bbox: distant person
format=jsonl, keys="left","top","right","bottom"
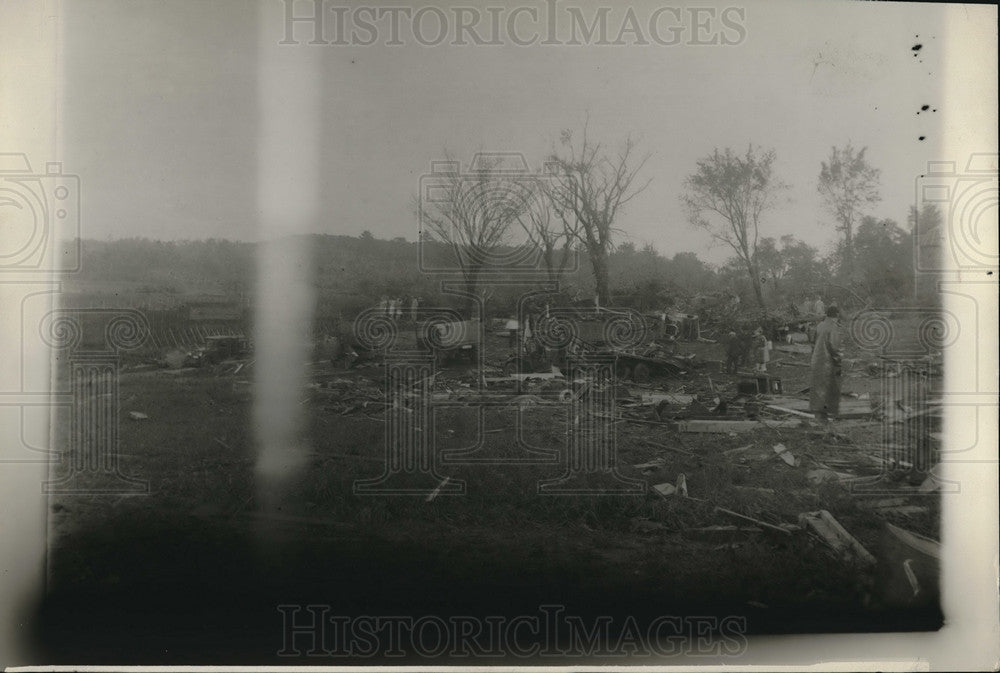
{"left": 813, "top": 295, "right": 826, "bottom": 316}
{"left": 723, "top": 330, "right": 744, "bottom": 374}
{"left": 379, "top": 295, "right": 390, "bottom": 316}
{"left": 809, "top": 305, "right": 843, "bottom": 422}
{"left": 751, "top": 327, "right": 769, "bottom": 373}
{"left": 387, "top": 297, "right": 398, "bottom": 321}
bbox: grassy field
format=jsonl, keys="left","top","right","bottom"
{"left": 36, "top": 319, "right": 944, "bottom": 664}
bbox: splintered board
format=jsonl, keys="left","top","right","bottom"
{"left": 675, "top": 419, "right": 803, "bottom": 433}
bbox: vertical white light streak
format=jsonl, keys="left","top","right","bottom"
{"left": 253, "top": 1, "right": 321, "bottom": 505}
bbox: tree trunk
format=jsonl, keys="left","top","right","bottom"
{"left": 590, "top": 249, "right": 611, "bottom": 307}
{"left": 745, "top": 258, "right": 766, "bottom": 309}
{"left": 842, "top": 231, "right": 854, "bottom": 283}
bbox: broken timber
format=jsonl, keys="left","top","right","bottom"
{"left": 799, "top": 510, "right": 876, "bottom": 565}
{"left": 676, "top": 419, "right": 802, "bottom": 433}
{"left": 714, "top": 507, "right": 794, "bottom": 536}
{"left": 765, "top": 404, "right": 815, "bottom": 419}
{"left": 884, "top": 522, "right": 941, "bottom": 561}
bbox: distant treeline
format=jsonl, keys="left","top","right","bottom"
{"left": 63, "top": 220, "right": 933, "bottom": 322}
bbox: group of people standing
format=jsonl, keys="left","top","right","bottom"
{"left": 379, "top": 295, "right": 420, "bottom": 322}
{"left": 719, "top": 299, "right": 842, "bottom": 423}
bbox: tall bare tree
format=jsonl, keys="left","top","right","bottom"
{"left": 546, "top": 126, "right": 651, "bottom": 306}
{"left": 817, "top": 143, "right": 881, "bottom": 282}
{"left": 682, "top": 145, "right": 786, "bottom": 308}
{"left": 515, "top": 179, "right": 578, "bottom": 284}
{"left": 419, "top": 153, "right": 528, "bottom": 314}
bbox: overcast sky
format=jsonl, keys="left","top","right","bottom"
{"left": 59, "top": 0, "right": 995, "bottom": 265}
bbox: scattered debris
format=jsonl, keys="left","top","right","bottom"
{"left": 879, "top": 523, "right": 941, "bottom": 605}
{"left": 676, "top": 419, "right": 802, "bottom": 433}
{"left": 732, "top": 485, "right": 776, "bottom": 495}
{"left": 640, "top": 392, "right": 695, "bottom": 405}
{"left": 799, "top": 510, "right": 876, "bottom": 565}
{"left": 884, "top": 522, "right": 941, "bottom": 561}
{"left": 684, "top": 525, "right": 762, "bottom": 541}
{"left": 774, "top": 343, "right": 813, "bottom": 355}
{"left": 652, "top": 482, "right": 677, "bottom": 497}
{"left": 630, "top": 518, "right": 667, "bottom": 534}
{"left": 633, "top": 458, "right": 666, "bottom": 474}
{"left": 714, "top": 507, "right": 795, "bottom": 536}
{"left": 425, "top": 477, "right": 451, "bottom": 503}
{"left": 806, "top": 468, "right": 850, "bottom": 484}
{"left": 902, "top": 558, "right": 921, "bottom": 597}
{"left": 857, "top": 497, "right": 907, "bottom": 510}
{"left": 128, "top": 411, "right": 148, "bottom": 420}
{"left": 872, "top": 505, "right": 930, "bottom": 517}
{"left": 918, "top": 464, "right": 944, "bottom": 493}
{"left": 773, "top": 443, "right": 798, "bottom": 467}
{"left": 642, "top": 439, "right": 696, "bottom": 457}
{"left": 765, "top": 404, "right": 815, "bottom": 419}
{"left": 484, "top": 372, "right": 564, "bottom": 382}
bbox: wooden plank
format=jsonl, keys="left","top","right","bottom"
{"left": 642, "top": 439, "right": 696, "bottom": 457}
{"left": 774, "top": 343, "right": 813, "bottom": 355}
{"left": 483, "top": 372, "right": 564, "bottom": 382}
{"left": 715, "top": 507, "right": 793, "bottom": 536}
{"left": 640, "top": 392, "right": 695, "bottom": 405}
{"left": 684, "top": 525, "right": 763, "bottom": 540}
{"left": 799, "top": 509, "right": 876, "bottom": 565}
{"left": 425, "top": 477, "right": 451, "bottom": 502}
{"left": 766, "top": 404, "right": 815, "bottom": 419}
{"left": 677, "top": 419, "right": 802, "bottom": 433}
{"left": 885, "top": 522, "right": 941, "bottom": 560}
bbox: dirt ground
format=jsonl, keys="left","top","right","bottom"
{"left": 35, "top": 321, "right": 944, "bottom": 664}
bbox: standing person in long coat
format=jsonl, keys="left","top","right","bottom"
{"left": 810, "top": 305, "right": 843, "bottom": 421}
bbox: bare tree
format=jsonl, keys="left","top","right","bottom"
{"left": 817, "top": 143, "right": 881, "bottom": 282}
{"left": 515, "top": 179, "right": 578, "bottom": 284}
{"left": 681, "top": 145, "right": 787, "bottom": 309}
{"left": 419, "top": 153, "right": 528, "bottom": 314}
{"left": 546, "top": 125, "right": 652, "bottom": 306}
